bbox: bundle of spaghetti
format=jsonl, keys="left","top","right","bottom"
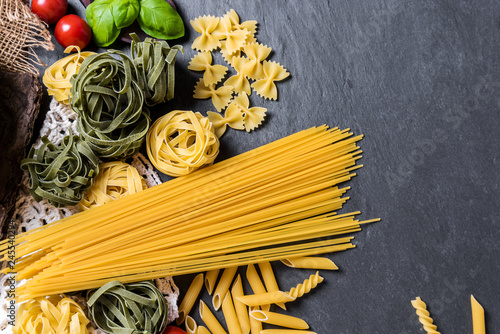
{"left": 1, "top": 126, "right": 379, "bottom": 301}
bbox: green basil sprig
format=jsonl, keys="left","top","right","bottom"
{"left": 20, "top": 135, "right": 99, "bottom": 207}
{"left": 70, "top": 50, "right": 150, "bottom": 159}
{"left": 85, "top": 0, "right": 184, "bottom": 47}
{"left": 130, "top": 33, "right": 183, "bottom": 106}
{"left": 87, "top": 281, "right": 168, "bottom": 334}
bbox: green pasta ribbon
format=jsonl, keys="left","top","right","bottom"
{"left": 70, "top": 50, "right": 150, "bottom": 159}
{"left": 130, "top": 33, "right": 183, "bottom": 106}
{"left": 20, "top": 135, "right": 99, "bottom": 207}
{"left": 87, "top": 281, "right": 168, "bottom": 334}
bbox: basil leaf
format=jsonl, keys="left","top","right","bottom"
{"left": 86, "top": 0, "right": 121, "bottom": 47}
{"left": 112, "top": 0, "right": 140, "bottom": 29}
{"left": 137, "top": 0, "right": 184, "bottom": 40}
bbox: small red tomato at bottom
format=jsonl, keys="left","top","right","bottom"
{"left": 163, "top": 326, "right": 187, "bottom": 334}
{"left": 54, "top": 14, "right": 92, "bottom": 50}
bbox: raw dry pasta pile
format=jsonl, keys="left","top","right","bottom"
{"left": 189, "top": 9, "right": 289, "bottom": 137}
{"left": 176, "top": 260, "right": 334, "bottom": 334}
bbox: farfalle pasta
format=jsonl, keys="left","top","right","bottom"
{"left": 252, "top": 60, "right": 290, "bottom": 100}
{"left": 146, "top": 110, "right": 219, "bottom": 177}
{"left": 193, "top": 78, "right": 233, "bottom": 112}
{"left": 188, "top": 9, "right": 290, "bottom": 135}
{"left": 207, "top": 103, "right": 245, "bottom": 138}
{"left": 224, "top": 56, "right": 251, "bottom": 95}
{"left": 42, "top": 46, "right": 95, "bottom": 105}
{"left": 191, "top": 15, "right": 221, "bottom": 51}
{"left": 213, "top": 14, "right": 250, "bottom": 55}
{"left": 13, "top": 295, "right": 90, "bottom": 334}
{"left": 188, "top": 52, "right": 228, "bottom": 86}
{"left": 79, "top": 161, "right": 147, "bottom": 211}
{"left": 243, "top": 43, "right": 272, "bottom": 80}
{"left": 232, "top": 92, "right": 267, "bottom": 132}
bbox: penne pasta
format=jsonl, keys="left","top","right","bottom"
{"left": 177, "top": 273, "right": 204, "bottom": 325}
{"left": 246, "top": 264, "right": 269, "bottom": 311}
{"left": 222, "top": 291, "right": 243, "bottom": 334}
{"left": 213, "top": 266, "right": 239, "bottom": 310}
{"left": 471, "top": 295, "right": 485, "bottom": 334}
{"left": 231, "top": 275, "right": 250, "bottom": 334}
{"left": 185, "top": 315, "right": 198, "bottom": 334}
{"left": 249, "top": 306, "right": 262, "bottom": 334}
{"left": 199, "top": 300, "right": 228, "bottom": 334}
{"left": 198, "top": 326, "right": 212, "bottom": 334}
{"left": 280, "top": 256, "right": 338, "bottom": 270}
{"left": 236, "top": 291, "right": 296, "bottom": 307}
{"left": 205, "top": 269, "right": 220, "bottom": 295}
{"left": 258, "top": 261, "right": 286, "bottom": 310}
{"left": 250, "top": 310, "right": 309, "bottom": 330}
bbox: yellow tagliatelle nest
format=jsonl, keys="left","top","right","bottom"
{"left": 79, "top": 161, "right": 147, "bottom": 211}
{"left": 13, "top": 295, "right": 90, "bottom": 334}
{"left": 146, "top": 110, "right": 219, "bottom": 177}
{"left": 43, "top": 46, "right": 95, "bottom": 105}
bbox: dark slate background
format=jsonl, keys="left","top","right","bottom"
{"left": 37, "top": 0, "right": 499, "bottom": 333}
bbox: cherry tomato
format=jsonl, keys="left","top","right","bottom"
{"left": 31, "top": 0, "right": 67, "bottom": 24}
{"left": 54, "top": 15, "right": 92, "bottom": 50}
{"left": 163, "top": 326, "right": 187, "bottom": 334}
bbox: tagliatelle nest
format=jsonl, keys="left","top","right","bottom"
{"left": 146, "top": 110, "right": 220, "bottom": 177}
{"left": 79, "top": 161, "right": 148, "bottom": 211}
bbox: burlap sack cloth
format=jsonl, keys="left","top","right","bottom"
{"left": 0, "top": 0, "right": 54, "bottom": 75}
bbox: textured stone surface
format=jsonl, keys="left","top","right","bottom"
{"left": 35, "top": 0, "right": 499, "bottom": 332}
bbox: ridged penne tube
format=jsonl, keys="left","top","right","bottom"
{"left": 185, "top": 315, "right": 198, "bottom": 334}
{"left": 288, "top": 272, "right": 324, "bottom": 299}
{"left": 198, "top": 326, "right": 212, "bottom": 334}
{"left": 222, "top": 291, "right": 243, "bottom": 334}
{"left": 258, "top": 261, "right": 286, "bottom": 310}
{"left": 411, "top": 297, "right": 440, "bottom": 334}
{"left": 260, "top": 330, "right": 317, "bottom": 334}
{"left": 177, "top": 273, "right": 204, "bottom": 325}
{"left": 236, "top": 291, "right": 296, "bottom": 307}
{"left": 250, "top": 310, "right": 309, "bottom": 330}
{"left": 231, "top": 275, "right": 250, "bottom": 334}
{"left": 246, "top": 264, "right": 269, "bottom": 311}
{"left": 205, "top": 269, "right": 220, "bottom": 295}
{"left": 213, "top": 266, "right": 238, "bottom": 310}
{"left": 471, "top": 295, "right": 485, "bottom": 334}
{"left": 280, "top": 256, "right": 338, "bottom": 270}
{"left": 249, "top": 306, "right": 262, "bottom": 334}
{"left": 200, "top": 300, "right": 227, "bottom": 334}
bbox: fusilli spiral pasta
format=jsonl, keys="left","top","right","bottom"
{"left": 411, "top": 297, "right": 440, "bottom": 334}
{"left": 288, "top": 272, "right": 324, "bottom": 299}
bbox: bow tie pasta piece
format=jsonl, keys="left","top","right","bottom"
{"left": 79, "top": 161, "right": 147, "bottom": 211}
{"left": 232, "top": 92, "right": 267, "bottom": 132}
{"left": 224, "top": 9, "right": 257, "bottom": 35}
{"left": 251, "top": 60, "right": 290, "bottom": 100}
{"left": 242, "top": 42, "right": 272, "bottom": 80}
{"left": 188, "top": 52, "right": 228, "bottom": 86}
{"left": 220, "top": 40, "right": 242, "bottom": 67}
{"left": 191, "top": 15, "right": 221, "bottom": 51}
{"left": 224, "top": 56, "right": 252, "bottom": 95}
{"left": 193, "top": 78, "right": 234, "bottom": 112}
{"left": 213, "top": 14, "right": 250, "bottom": 55}
{"left": 207, "top": 103, "right": 245, "bottom": 138}
{"left": 43, "top": 46, "right": 96, "bottom": 105}
{"left": 146, "top": 110, "right": 219, "bottom": 177}
{"left": 223, "top": 9, "right": 258, "bottom": 43}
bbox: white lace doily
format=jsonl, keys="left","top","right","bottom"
{"left": 0, "top": 99, "right": 178, "bottom": 333}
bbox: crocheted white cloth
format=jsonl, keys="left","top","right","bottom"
{"left": 0, "top": 99, "right": 178, "bottom": 333}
